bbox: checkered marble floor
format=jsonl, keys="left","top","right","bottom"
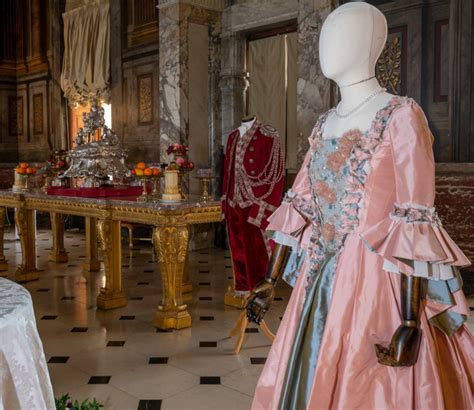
{"left": 1, "top": 226, "right": 473, "bottom": 410}
{"left": 0, "top": 226, "right": 291, "bottom": 410}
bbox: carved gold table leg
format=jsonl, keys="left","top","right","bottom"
{"left": 15, "top": 207, "right": 40, "bottom": 282}
{"left": 49, "top": 212, "right": 68, "bottom": 263}
{"left": 153, "top": 224, "right": 191, "bottom": 330}
{"left": 0, "top": 207, "right": 8, "bottom": 271}
{"left": 182, "top": 254, "right": 193, "bottom": 294}
{"left": 83, "top": 216, "right": 100, "bottom": 272}
{"left": 96, "top": 219, "right": 127, "bottom": 309}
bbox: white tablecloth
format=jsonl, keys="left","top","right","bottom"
{"left": 0, "top": 278, "right": 55, "bottom": 410}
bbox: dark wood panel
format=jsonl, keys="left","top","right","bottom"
{"left": 33, "top": 93, "right": 43, "bottom": 135}
{"left": 433, "top": 19, "right": 449, "bottom": 103}
{"left": 122, "top": 78, "right": 128, "bottom": 124}
{"left": 137, "top": 73, "right": 154, "bottom": 125}
{"left": 8, "top": 96, "right": 23, "bottom": 136}
{"left": 134, "top": 0, "right": 157, "bottom": 25}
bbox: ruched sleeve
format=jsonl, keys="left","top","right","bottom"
{"left": 266, "top": 149, "right": 315, "bottom": 250}
{"left": 360, "top": 101, "right": 471, "bottom": 280}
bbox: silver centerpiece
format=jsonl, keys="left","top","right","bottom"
{"left": 61, "top": 101, "right": 130, "bottom": 186}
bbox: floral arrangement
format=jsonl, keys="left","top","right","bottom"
{"left": 55, "top": 393, "right": 103, "bottom": 410}
{"left": 165, "top": 160, "right": 195, "bottom": 172}
{"left": 40, "top": 150, "right": 69, "bottom": 180}
{"left": 165, "top": 144, "right": 194, "bottom": 172}
{"left": 45, "top": 150, "right": 69, "bottom": 171}
{"left": 166, "top": 143, "right": 188, "bottom": 156}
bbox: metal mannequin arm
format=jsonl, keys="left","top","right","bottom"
{"left": 245, "top": 243, "right": 291, "bottom": 324}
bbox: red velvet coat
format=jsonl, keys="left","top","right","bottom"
{"left": 221, "top": 121, "right": 285, "bottom": 230}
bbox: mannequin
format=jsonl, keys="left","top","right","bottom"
{"left": 248, "top": 2, "right": 420, "bottom": 367}
{"left": 247, "top": 3, "right": 473, "bottom": 410}
{"left": 238, "top": 116, "right": 256, "bottom": 139}
{"left": 320, "top": 2, "right": 393, "bottom": 139}
{"left": 320, "top": 1, "right": 424, "bottom": 367}
{"left": 221, "top": 115, "right": 285, "bottom": 301}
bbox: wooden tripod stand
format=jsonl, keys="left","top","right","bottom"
{"left": 229, "top": 310, "right": 275, "bottom": 354}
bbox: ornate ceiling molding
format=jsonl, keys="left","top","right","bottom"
{"left": 157, "top": 0, "right": 229, "bottom": 11}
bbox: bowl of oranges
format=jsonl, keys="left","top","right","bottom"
{"left": 131, "top": 162, "right": 161, "bottom": 178}
{"left": 131, "top": 162, "right": 162, "bottom": 201}
{"left": 13, "top": 163, "right": 37, "bottom": 193}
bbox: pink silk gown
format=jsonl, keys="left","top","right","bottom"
{"left": 252, "top": 96, "right": 473, "bottom": 410}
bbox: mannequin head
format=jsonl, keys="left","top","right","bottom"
{"left": 319, "top": 2, "right": 387, "bottom": 85}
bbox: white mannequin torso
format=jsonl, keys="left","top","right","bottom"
{"left": 319, "top": 3, "right": 393, "bottom": 140}
{"left": 238, "top": 118, "right": 256, "bottom": 137}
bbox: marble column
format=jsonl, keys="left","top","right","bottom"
{"left": 158, "top": 0, "right": 223, "bottom": 162}
{"left": 219, "top": 32, "right": 248, "bottom": 146}
{"left": 158, "top": 1, "right": 223, "bottom": 251}
{"left": 209, "top": 30, "right": 223, "bottom": 192}
{"left": 158, "top": 2, "right": 190, "bottom": 162}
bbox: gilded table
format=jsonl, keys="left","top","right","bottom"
{"left": 0, "top": 191, "right": 220, "bottom": 330}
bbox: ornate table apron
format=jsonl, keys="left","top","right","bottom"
{"left": 0, "top": 192, "right": 220, "bottom": 330}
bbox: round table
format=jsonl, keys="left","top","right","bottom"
{"left": 0, "top": 278, "right": 55, "bottom": 409}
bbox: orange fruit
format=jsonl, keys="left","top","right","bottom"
{"left": 16, "top": 167, "right": 25, "bottom": 175}
{"left": 26, "top": 167, "right": 36, "bottom": 174}
{"left": 143, "top": 168, "right": 153, "bottom": 176}
{"left": 136, "top": 162, "right": 146, "bottom": 170}
{"left": 152, "top": 168, "right": 160, "bottom": 176}
{"left": 135, "top": 168, "right": 144, "bottom": 176}
{"left": 20, "top": 162, "right": 28, "bottom": 169}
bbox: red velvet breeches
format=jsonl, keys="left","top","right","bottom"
{"left": 226, "top": 205, "right": 270, "bottom": 291}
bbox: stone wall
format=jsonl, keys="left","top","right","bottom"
{"left": 220, "top": 0, "right": 335, "bottom": 166}
{"left": 0, "top": 0, "right": 67, "bottom": 163}
{"left": 222, "top": 0, "right": 474, "bottom": 166}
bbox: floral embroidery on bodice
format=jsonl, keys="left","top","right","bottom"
{"left": 309, "top": 128, "right": 363, "bottom": 252}
{"left": 302, "top": 96, "right": 410, "bottom": 288}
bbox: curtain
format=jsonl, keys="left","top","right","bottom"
{"left": 60, "top": 0, "right": 110, "bottom": 105}
{"left": 248, "top": 35, "right": 287, "bottom": 160}
{"left": 286, "top": 32, "right": 298, "bottom": 172}
{"left": 248, "top": 33, "right": 298, "bottom": 171}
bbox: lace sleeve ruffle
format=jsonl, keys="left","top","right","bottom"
{"left": 267, "top": 189, "right": 314, "bottom": 250}
{"left": 360, "top": 203, "right": 471, "bottom": 280}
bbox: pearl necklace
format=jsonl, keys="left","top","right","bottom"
{"left": 335, "top": 88, "right": 387, "bottom": 119}
{"left": 339, "top": 75, "right": 376, "bottom": 88}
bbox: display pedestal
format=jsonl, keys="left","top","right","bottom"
{"left": 224, "top": 284, "right": 248, "bottom": 309}
{"left": 97, "top": 290, "right": 127, "bottom": 309}
{"left": 162, "top": 170, "right": 182, "bottom": 201}
{"left": 154, "top": 308, "right": 192, "bottom": 330}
